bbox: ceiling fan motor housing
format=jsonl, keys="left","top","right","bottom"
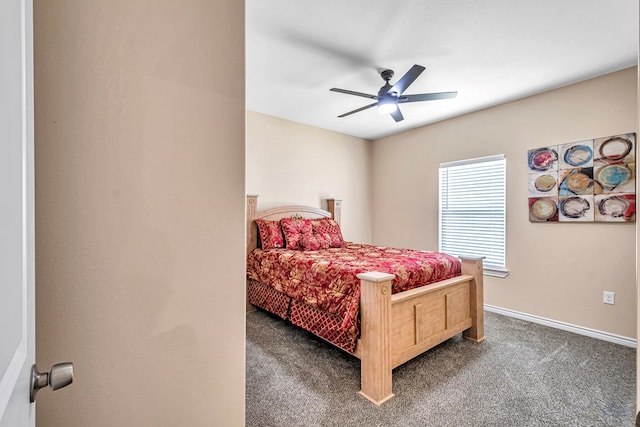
{"left": 378, "top": 85, "right": 395, "bottom": 97}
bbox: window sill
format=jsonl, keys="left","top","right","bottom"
{"left": 484, "top": 268, "right": 509, "bottom": 278}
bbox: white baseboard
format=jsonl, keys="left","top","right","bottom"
{"left": 484, "top": 304, "right": 637, "bottom": 348}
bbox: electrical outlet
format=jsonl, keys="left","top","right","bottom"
{"left": 603, "top": 291, "right": 615, "bottom": 305}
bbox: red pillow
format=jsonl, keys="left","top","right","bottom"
{"left": 254, "top": 219, "right": 284, "bottom": 250}
{"left": 299, "top": 233, "right": 330, "bottom": 251}
{"left": 315, "top": 232, "right": 332, "bottom": 249}
{"left": 280, "top": 217, "right": 313, "bottom": 250}
{"left": 310, "top": 218, "right": 345, "bottom": 248}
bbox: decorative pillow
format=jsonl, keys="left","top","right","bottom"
{"left": 315, "top": 232, "right": 332, "bottom": 249}
{"left": 254, "top": 219, "right": 284, "bottom": 250}
{"left": 280, "top": 217, "right": 313, "bottom": 250}
{"left": 299, "top": 233, "right": 330, "bottom": 251}
{"left": 310, "top": 218, "right": 345, "bottom": 248}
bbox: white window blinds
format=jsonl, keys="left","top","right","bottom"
{"left": 439, "top": 154, "right": 507, "bottom": 276}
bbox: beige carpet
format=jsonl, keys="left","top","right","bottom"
{"left": 246, "top": 310, "right": 635, "bottom": 426}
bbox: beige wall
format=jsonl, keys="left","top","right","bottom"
{"left": 373, "top": 67, "right": 638, "bottom": 339}
{"left": 34, "top": 1, "right": 246, "bottom": 426}
{"left": 636, "top": 16, "right": 639, "bottom": 415}
{"left": 246, "top": 111, "right": 373, "bottom": 244}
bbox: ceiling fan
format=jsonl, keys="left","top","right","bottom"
{"left": 330, "top": 64, "right": 457, "bottom": 122}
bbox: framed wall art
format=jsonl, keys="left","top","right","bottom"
{"left": 527, "top": 133, "right": 636, "bottom": 222}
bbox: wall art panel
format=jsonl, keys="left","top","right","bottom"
{"left": 527, "top": 133, "right": 636, "bottom": 222}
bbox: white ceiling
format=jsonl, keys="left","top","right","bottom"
{"left": 246, "top": 0, "right": 638, "bottom": 140}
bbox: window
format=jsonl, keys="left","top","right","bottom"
{"left": 439, "top": 154, "right": 507, "bottom": 277}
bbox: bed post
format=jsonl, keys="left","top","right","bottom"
{"left": 246, "top": 195, "right": 258, "bottom": 313}
{"left": 357, "top": 271, "right": 396, "bottom": 405}
{"left": 460, "top": 256, "right": 485, "bottom": 342}
{"left": 326, "top": 199, "right": 342, "bottom": 224}
{"left": 247, "top": 195, "right": 258, "bottom": 254}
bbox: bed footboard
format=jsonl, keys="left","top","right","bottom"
{"left": 356, "top": 256, "right": 484, "bottom": 405}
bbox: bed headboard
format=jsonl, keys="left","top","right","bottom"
{"left": 246, "top": 195, "right": 342, "bottom": 254}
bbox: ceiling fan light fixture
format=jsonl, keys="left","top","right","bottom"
{"left": 378, "top": 96, "right": 398, "bottom": 114}
{"left": 331, "top": 64, "right": 457, "bottom": 122}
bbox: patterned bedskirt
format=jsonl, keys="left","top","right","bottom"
{"left": 247, "top": 279, "right": 358, "bottom": 353}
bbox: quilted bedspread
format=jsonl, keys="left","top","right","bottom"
{"left": 246, "top": 243, "right": 461, "bottom": 333}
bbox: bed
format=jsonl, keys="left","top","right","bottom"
{"left": 246, "top": 195, "right": 484, "bottom": 405}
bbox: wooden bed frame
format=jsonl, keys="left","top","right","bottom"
{"left": 246, "top": 195, "right": 484, "bottom": 405}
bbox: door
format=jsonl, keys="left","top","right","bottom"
{"left": 0, "top": 0, "right": 35, "bottom": 426}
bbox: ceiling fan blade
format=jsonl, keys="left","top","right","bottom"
{"left": 400, "top": 92, "right": 458, "bottom": 103}
{"left": 390, "top": 107, "right": 404, "bottom": 122}
{"left": 330, "top": 88, "right": 378, "bottom": 100}
{"left": 388, "top": 64, "right": 425, "bottom": 96}
{"left": 337, "top": 102, "right": 377, "bottom": 118}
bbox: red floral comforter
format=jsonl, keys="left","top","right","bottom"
{"left": 246, "top": 243, "right": 461, "bottom": 332}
